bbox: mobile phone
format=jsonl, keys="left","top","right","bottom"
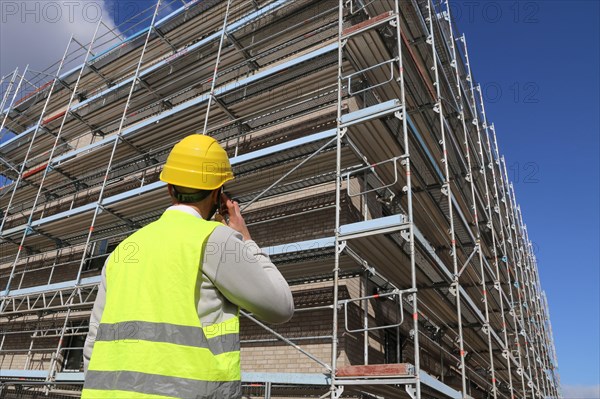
{"left": 223, "top": 191, "right": 241, "bottom": 205}
{"left": 217, "top": 187, "right": 223, "bottom": 213}
{"left": 218, "top": 188, "right": 230, "bottom": 224}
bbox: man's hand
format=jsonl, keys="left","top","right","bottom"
{"left": 216, "top": 192, "right": 252, "bottom": 241}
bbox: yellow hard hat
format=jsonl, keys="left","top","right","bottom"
{"left": 160, "top": 135, "right": 234, "bottom": 190}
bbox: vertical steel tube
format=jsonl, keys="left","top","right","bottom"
{"left": 501, "top": 165, "right": 539, "bottom": 398}
{"left": 0, "top": 37, "right": 75, "bottom": 312}
{"left": 331, "top": 1, "right": 344, "bottom": 396}
{"left": 396, "top": 325, "right": 401, "bottom": 364}
{"left": 519, "top": 211, "right": 548, "bottom": 398}
{"left": 202, "top": 0, "right": 233, "bottom": 135}
{"left": 0, "top": 66, "right": 28, "bottom": 193}
{"left": 74, "top": 0, "right": 163, "bottom": 285}
{"left": 0, "top": 70, "right": 16, "bottom": 112}
{"left": 394, "top": 0, "right": 420, "bottom": 396}
{"left": 46, "top": 308, "right": 71, "bottom": 382}
{"left": 0, "top": 35, "right": 73, "bottom": 234}
{"left": 445, "top": 14, "right": 497, "bottom": 394}
{"left": 3, "top": 21, "right": 102, "bottom": 312}
{"left": 524, "top": 224, "right": 553, "bottom": 397}
{"left": 362, "top": 272, "right": 369, "bottom": 365}
{"left": 0, "top": 69, "right": 19, "bottom": 132}
{"left": 473, "top": 81, "right": 514, "bottom": 399}
{"left": 24, "top": 330, "right": 36, "bottom": 370}
{"left": 0, "top": 66, "right": 29, "bottom": 143}
{"left": 426, "top": 1, "right": 466, "bottom": 395}
{"left": 488, "top": 128, "right": 527, "bottom": 397}
{"left": 479, "top": 91, "right": 526, "bottom": 398}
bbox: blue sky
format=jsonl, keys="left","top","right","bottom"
{"left": 1, "top": 0, "right": 599, "bottom": 397}
{"left": 454, "top": 1, "right": 600, "bottom": 396}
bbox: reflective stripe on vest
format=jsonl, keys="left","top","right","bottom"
{"left": 83, "top": 210, "right": 241, "bottom": 399}
{"left": 84, "top": 371, "right": 241, "bottom": 399}
{"left": 95, "top": 320, "right": 239, "bottom": 355}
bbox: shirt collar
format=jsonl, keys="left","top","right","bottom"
{"left": 167, "top": 204, "right": 203, "bottom": 219}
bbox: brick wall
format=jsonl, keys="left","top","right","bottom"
{"left": 241, "top": 277, "right": 407, "bottom": 376}
{"left": 246, "top": 188, "right": 361, "bottom": 247}
{"left": 0, "top": 334, "right": 57, "bottom": 372}
{"left": 0, "top": 248, "right": 86, "bottom": 291}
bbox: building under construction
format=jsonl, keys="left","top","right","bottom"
{"left": 0, "top": 0, "right": 560, "bottom": 398}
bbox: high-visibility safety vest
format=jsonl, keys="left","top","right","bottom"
{"left": 82, "top": 210, "right": 241, "bottom": 399}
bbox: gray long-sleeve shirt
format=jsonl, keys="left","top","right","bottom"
{"left": 83, "top": 205, "right": 294, "bottom": 372}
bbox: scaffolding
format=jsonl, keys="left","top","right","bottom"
{"left": 0, "top": 0, "right": 561, "bottom": 398}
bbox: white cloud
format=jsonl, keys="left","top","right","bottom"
{"left": 0, "top": 1, "right": 121, "bottom": 81}
{"left": 562, "top": 384, "right": 600, "bottom": 399}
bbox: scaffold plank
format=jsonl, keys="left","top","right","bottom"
{"left": 337, "top": 364, "right": 413, "bottom": 377}
{"left": 55, "top": 372, "right": 85, "bottom": 382}
{"left": 242, "top": 372, "right": 331, "bottom": 386}
{"left": 0, "top": 370, "right": 47, "bottom": 379}
{"left": 265, "top": 237, "right": 335, "bottom": 256}
{"left": 419, "top": 371, "right": 462, "bottom": 399}
{"left": 233, "top": 129, "right": 336, "bottom": 164}
{"left": 339, "top": 214, "right": 408, "bottom": 240}
{"left": 340, "top": 99, "right": 402, "bottom": 127}
{"left": 0, "top": 276, "right": 100, "bottom": 298}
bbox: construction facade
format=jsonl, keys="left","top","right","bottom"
{"left": 0, "top": 0, "right": 560, "bottom": 398}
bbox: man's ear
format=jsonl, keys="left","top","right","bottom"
{"left": 167, "top": 185, "right": 177, "bottom": 204}
{"left": 211, "top": 188, "right": 221, "bottom": 202}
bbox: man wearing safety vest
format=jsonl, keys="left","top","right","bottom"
{"left": 82, "top": 135, "right": 295, "bottom": 398}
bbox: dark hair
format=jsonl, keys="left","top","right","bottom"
{"left": 171, "top": 185, "right": 213, "bottom": 203}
